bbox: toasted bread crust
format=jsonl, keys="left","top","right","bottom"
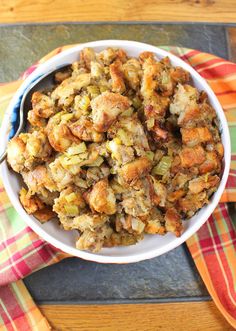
{"left": 87, "top": 179, "right": 116, "bottom": 215}
{"left": 91, "top": 92, "right": 130, "bottom": 132}
{"left": 120, "top": 157, "right": 152, "bottom": 184}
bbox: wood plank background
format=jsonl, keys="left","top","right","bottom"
{"left": 40, "top": 301, "right": 235, "bottom": 331}
{"left": 0, "top": 0, "right": 236, "bottom": 24}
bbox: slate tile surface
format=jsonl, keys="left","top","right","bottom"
{"left": 0, "top": 24, "right": 228, "bottom": 82}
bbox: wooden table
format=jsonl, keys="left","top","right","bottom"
{"left": 0, "top": 0, "right": 236, "bottom": 23}
{"left": 1, "top": 3, "right": 236, "bottom": 330}
{"left": 40, "top": 302, "right": 234, "bottom": 331}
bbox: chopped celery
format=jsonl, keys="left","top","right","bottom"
{"left": 152, "top": 156, "right": 172, "bottom": 176}
{"left": 121, "top": 108, "right": 134, "bottom": 117}
{"left": 110, "top": 167, "right": 116, "bottom": 174}
{"left": 154, "top": 150, "right": 165, "bottom": 163}
{"left": 88, "top": 156, "right": 104, "bottom": 167}
{"left": 66, "top": 142, "right": 87, "bottom": 155}
{"left": 61, "top": 113, "right": 74, "bottom": 122}
{"left": 79, "top": 152, "right": 89, "bottom": 160}
{"left": 64, "top": 204, "right": 79, "bottom": 215}
{"left": 54, "top": 111, "right": 64, "bottom": 120}
{"left": 161, "top": 71, "right": 170, "bottom": 85}
{"left": 113, "top": 137, "right": 122, "bottom": 145}
{"left": 69, "top": 165, "right": 81, "bottom": 175}
{"left": 131, "top": 218, "right": 145, "bottom": 234}
{"left": 146, "top": 151, "right": 154, "bottom": 161}
{"left": 108, "top": 140, "right": 119, "bottom": 156}
{"left": 132, "top": 97, "right": 142, "bottom": 109}
{"left": 204, "top": 173, "right": 209, "bottom": 183}
{"left": 60, "top": 155, "right": 82, "bottom": 167}
{"left": 106, "top": 141, "right": 112, "bottom": 152}
{"left": 87, "top": 85, "right": 100, "bottom": 98}
{"left": 76, "top": 178, "right": 88, "bottom": 188}
{"left": 146, "top": 118, "right": 155, "bottom": 130}
{"left": 78, "top": 95, "right": 90, "bottom": 112}
{"left": 74, "top": 109, "right": 83, "bottom": 119}
{"left": 117, "top": 129, "right": 132, "bottom": 146}
{"left": 90, "top": 62, "right": 103, "bottom": 78}
{"left": 111, "top": 182, "right": 125, "bottom": 193}
{"left": 100, "top": 85, "right": 109, "bottom": 93}
{"left": 65, "top": 192, "right": 77, "bottom": 203}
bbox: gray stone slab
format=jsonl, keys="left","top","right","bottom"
{"left": 25, "top": 244, "right": 208, "bottom": 304}
{"left": 0, "top": 24, "right": 228, "bottom": 83}
{"left": 0, "top": 23, "right": 230, "bottom": 304}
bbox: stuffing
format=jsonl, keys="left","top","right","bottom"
{"left": 188, "top": 175, "right": 220, "bottom": 194}
{"left": 119, "top": 156, "right": 152, "bottom": 185}
{"left": 8, "top": 131, "right": 52, "bottom": 171}
{"left": 69, "top": 116, "right": 104, "bottom": 143}
{"left": 110, "top": 60, "right": 126, "bottom": 93}
{"left": 115, "top": 214, "right": 146, "bottom": 235}
{"left": 19, "top": 187, "right": 44, "bottom": 214}
{"left": 71, "top": 213, "right": 108, "bottom": 232}
{"left": 76, "top": 223, "right": 113, "bottom": 252}
{"left": 123, "top": 58, "right": 142, "bottom": 90}
{"left": 181, "top": 127, "right": 213, "bottom": 146}
{"left": 170, "top": 84, "right": 199, "bottom": 126}
{"left": 54, "top": 69, "right": 72, "bottom": 83}
{"left": 31, "top": 91, "right": 55, "bottom": 118}
{"left": 104, "top": 230, "right": 143, "bottom": 248}
{"left": 59, "top": 213, "right": 107, "bottom": 232}
{"left": 108, "top": 115, "right": 150, "bottom": 154}
{"left": 178, "top": 191, "right": 208, "bottom": 217}
{"left": 179, "top": 145, "right": 206, "bottom": 168}
{"left": 80, "top": 47, "right": 96, "bottom": 69}
{"left": 22, "top": 165, "right": 57, "bottom": 195}
{"left": 86, "top": 179, "right": 116, "bottom": 215}
{"left": 141, "top": 56, "right": 161, "bottom": 99}
{"left": 158, "top": 59, "right": 190, "bottom": 97}
{"left": 46, "top": 112, "right": 80, "bottom": 152}
{"left": 144, "top": 208, "right": 166, "bottom": 235}
{"left": 144, "top": 95, "right": 170, "bottom": 120}
{"left": 165, "top": 208, "right": 183, "bottom": 237}
{"left": 51, "top": 73, "right": 91, "bottom": 107}
{"left": 25, "top": 130, "right": 52, "bottom": 163}
{"left": 33, "top": 207, "right": 56, "bottom": 223}
{"left": 91, "top": 92, "right": 131, "bottom": 132}
{"left": 107, "top": 139, "right": 135, "bottom": 165}
{"left": 27, "top": 109, "right": 47, "bottom": 127}
{"left": 19, "top": 188, "right": 55, "bottom": 223}
{"left": 167, "top": 189, "right": 186, "bottom": 203}
{"left": 85, "top": 165, "right": 110, "bottom": 186}
{"left": 53, "top": 186, "right": 86, "bottom": 218}
{"left": 147, "top": 175, "right": 167, "bottom": 207}
{"left": 97, "top": 48, "right": 128, "bottom": 65}
{"left": 49, "top": 157, "right": 75, "bottom": 190}
{"left": 199, "top": 151, "right": 221, "bottom": 174}
{"left": 7, "top": 46, "right": 223, "bottom": 252}
{"left": 7, "top": 136, "right": 26, "bottom": 172}
{"left": 121, "top": 178, "right": 152, "bottom": 217}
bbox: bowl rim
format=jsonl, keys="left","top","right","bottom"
{"left": 0, "top": 40, "right": 231, "bottom": 263}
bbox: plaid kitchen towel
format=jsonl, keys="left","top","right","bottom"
{"left": 0, "top": 45, "right": 236, "bottom": 330}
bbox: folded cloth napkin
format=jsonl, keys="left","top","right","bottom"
{"left": 0, "top": 45, "right": 235, "bottom": 330}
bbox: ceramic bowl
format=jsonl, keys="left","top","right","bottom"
{"left": 0, "top": 40, "right": 231, "bottom": 263}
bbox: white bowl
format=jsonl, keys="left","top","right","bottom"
{"left": 0, "top": 40, "right": 231, "bottom": 263}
